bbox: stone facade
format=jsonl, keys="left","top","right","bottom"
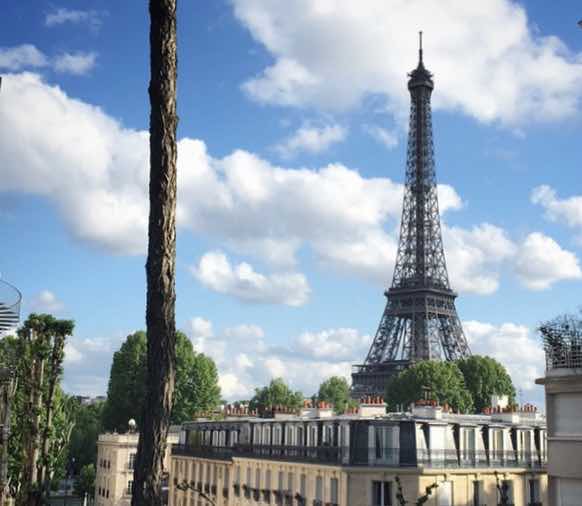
{"left": 95, "top": 430, "right": 179, "bottom": 506}
{"left": 168, "top": 401, "right": 547, "bottom": 506}
{"left": 537, "top": 368, "right": 582, "bottom": 505}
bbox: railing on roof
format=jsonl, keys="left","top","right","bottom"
{"left": 171, "top": 444, "right": 546, "bottom": 470}
{"left": 0, "top": 279, "right": 21, "bottom": 336}
{"left": 540, "top": 317, "right": 582, "bottom": 370}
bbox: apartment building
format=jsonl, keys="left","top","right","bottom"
{"left": 169, "top": 399, "right": 547, "bottom": 506}
{"left": 95, "top": 428, "right": 180, "bottom": 506}
{"left": 536, "top": 323, "right": 582, "bottom": 505}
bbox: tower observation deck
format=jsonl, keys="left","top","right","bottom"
{"left": 352, "top": 34, "right": 470, "bottom": 397}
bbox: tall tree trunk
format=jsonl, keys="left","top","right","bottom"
{"left": 132, "top": 0, "right": 178, "bottom": 505}
{"left": 38, "top": 333, "right": 66, "bottom": 502}
{"left": 20, "top": 330, "right": 45, "bottom": 506}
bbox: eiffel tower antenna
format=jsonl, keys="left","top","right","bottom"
{"left": 352, "top": 34, "right": 471, "bottom": 397}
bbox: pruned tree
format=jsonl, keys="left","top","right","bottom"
{"left": 131, "top": 0, "right": 178, "bottom": 505}
{"left": 0, "top": 314, "right": 75, "bottom": 506}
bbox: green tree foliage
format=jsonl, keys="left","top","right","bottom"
{"left": 385, "top": 361, "right": 474, "bottom": 413}
{"left": 456, "top": 355, "right": 516, "bottom": 412}
{"left": 317, "top": 376, "right": 356, "bottom": 413}
{"left": 102, "top": 330, "right": 220, "bottom": 431}
{"left": 68, "top": 400, "right": 104, "bottom": 474}
{"left": 73, "top": 464, "right": 96, "bottom": 498}
{"left": 102, "top": 332, "right": 147, "bottom": 431}
{"left": 0, "top": 314, "right": 75, "bottom": 506}
{"left": 250, "top": 378, "right": 304, "bottom": 414}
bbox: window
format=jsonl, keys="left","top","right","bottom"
{"left": 223, "top": 468, "right": 230, "bottom": 498}
{"left": 316, "top": 476, "right": 323, "bottom": 502}
{"left": 310, "top": 426, "right": 318, "bottom": 446}
{"left": 461, "top": 428, "right": 476, "bottom": 461}
{"left": 127, "top": 481, "right": 133, "bottom": 495}
{"left": 325, "top": 425, "right": 333, "bottom": 445}
{"left": 498, "top": 480, "right": 513, "bottom": 506}
{"left": 528, "top": 479, "right": 540, "bottom": 505}
{"left": 297, "top": 427, "right": 304, "bottom": 446}
{"left": 472, "top": 481, "right": 484, "bottom": 506}
{"left": 276, "top": 471, "right": 284, "bottom": 505}
{"left": 287, "top": 426, "right": 294, "bottom": 445}
{"left": 374, "top": 426, "right": 395, "bottom": 462}
{"left": 372, "top": 481, "right": 392, "bottom": 506}
{"left": 330, "top": 478, "right": 339, "bottom": 505}
{"left": 274, "top": 426, "right": 281, "bottom": 445}
{"left": 438, "top": 481, "right": 453, "bottom": 506}
{"left": 255, "top": 468, "right": 261, "bottom": 489}
{"left": 254, "top": 425, "right": 261, "bottom": 444}
{"left": 128, "top": 452, "right": 136, "bottom": 470}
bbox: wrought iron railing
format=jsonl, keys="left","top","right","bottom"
{"left": 171, "top": 444, "right": 545, "bottom": 469}
{"left": 541, "top": 318, "right": 582, "bottom": 370}
{"left": 0, "top": 280, "right": 21, "bottom": 336}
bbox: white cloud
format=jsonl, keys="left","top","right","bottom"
{"left": 54, "top": 52, "right": 97, "bottom": 75}
{"left": 0, "top": 46, "right": 97, "bottom": 75}
{"left": 275, "top": 123, "right": 347, "bottom": 157}
{"left": 45, "top": 8, "right": 104, "bottom": 31}
{"left": 187, "top": 319, "right": 370, "bottom": 400}
{"left": 30, "top": 289, "right": 65, "bottom": 313}
{"left": 515, "top": 232, "right": 582, "bottom": 290}
{"left": 0, "top": 73, "right": 513, "bottom": 295}
{"left": 295, "top": 328, "right": 371, "bottom": 360}
{"left": 64, "top": 342, "right": 83, "bottom": 364}
{"left": 0, "top": 73, "right": 149, "bottom": 254}
{"left": 189, "top": 317, "right": 213, "bottom": 339}
{"left": 464, "top": 320, "right": 545, "bottom": 396}
{"left": 234, "top": 0, "right": 582, "bottom": 125}
{"left": 531, "top": 185, "right": 582, "bottom": 231}
{"left": 363, "top": 124, "right": 399, "bottom": 149}
{"left": 191, "top": 251, "right": 310, "bottom": 306}
{"left": 444, "top": 223, "right": 516, "bottom": 295}
{"left": 0, "top": 45, "right": 48, "bottom": 71}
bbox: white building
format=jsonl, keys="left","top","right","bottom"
{"left": 95, "top": 428, "right": 180, "bottom": 506}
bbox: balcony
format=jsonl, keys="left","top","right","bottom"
{"left": 171, "top": 444, "right": 545, "bottom": 470}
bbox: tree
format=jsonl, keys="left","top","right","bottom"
{"left": 132, "top": 2, "right": 179, "bottom": 500}
{"left": 385, "top": 361, "right": 474, "bottom": 413}
{"left": 68, "top": 400, "right": 104, "bottom": 474}
{"left": 317, "top": 376, "right": 356, "bottom": 414}
{"left": 456, "top": 355, "right": 516, "bottom": 412}
{"left": 0, "top": 314, "right": 75, "bottom": 506}
{"left": 103, "top": 331, "right": 220, "bottom": 431}
{"left": 102, "top": 332, "right": 147, "bottom": 431}
{"left": 172, "top": 348, "right": 221, "bottom": 422}
{"left": 395, "top": 476, "right": 438, "bottom": 505}
{"left": 250, "top": 378, "right": 304, "bottom": 414}
{"left": 74, "top": 464, "right": 96, "bottom": 499}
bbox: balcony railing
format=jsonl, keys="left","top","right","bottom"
{"left": 171, "top": 444, "right": 545, "bottom": 469}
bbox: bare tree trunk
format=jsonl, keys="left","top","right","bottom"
{"left": 132, "top": 0, "right": 178, "bottom": 505}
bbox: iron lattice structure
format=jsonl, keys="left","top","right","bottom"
{"left": 352, "top": 37, "right": 470, "bottom": 397}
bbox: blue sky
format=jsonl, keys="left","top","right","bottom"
{"left": 2, "top": 1, "right": 582, "bottom": 406}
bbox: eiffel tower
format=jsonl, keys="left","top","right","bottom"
{"left": 352, "top": 34, "right": 471, "bottom": 397}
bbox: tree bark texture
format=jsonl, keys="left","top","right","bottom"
{"left": 132, "top": 1, "right": 178, "bottom": 505}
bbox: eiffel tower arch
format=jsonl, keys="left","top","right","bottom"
{"left": 352, "top": 34, "right": 470, "bottom": 398}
